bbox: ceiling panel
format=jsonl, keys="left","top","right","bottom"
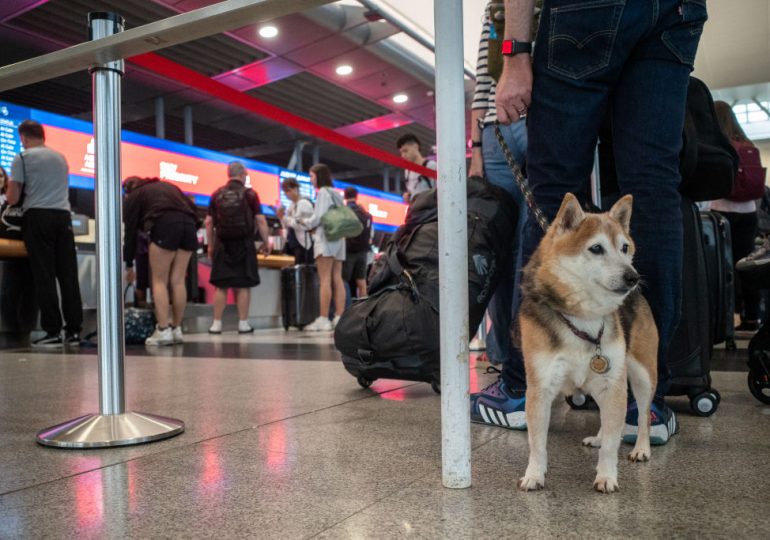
{"left": 247, "top": 72, "right": 390, "bottom": 129}
{"left": 283, "top": 34, "right": 359, "bottom": 68}
{"left": 7, "top": 0, "right": 269, "bottom": 77}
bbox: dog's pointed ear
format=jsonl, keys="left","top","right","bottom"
{"left": 553, "top": 193, "right": 585, "bottom": 233}
{"left": 609, "top": 195, "right": 633, "bottom": 233}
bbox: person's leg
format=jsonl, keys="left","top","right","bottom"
{"left": 316, "top": 256, "right": 332, "bottom": 318}
{"left": 236, "top": 288, "right": 251, "bottom": 320}
{"left": 332, "top": 260, "right": 346, "bottom": 317}
{"left": 54, "top": 212, "right": 83, "bottom": 336}
{"left": 355, "top": 278, "right": 367, "bottom": 298}
{"left": 22, "top": 211, "right": 63, "bottom": 337}
{"left": 148, "top": 242, "right": 176, "bottom": 329}
{"left": 213, "top": 289, "right": 227, "bottom": 321}
{"left": 481, "top": 120, "right": 528, "bottom": 384}
{"left": 726, "top": 212, "right": 760, "bottom": 325}
{"left": 610, "top": 0, "right": 707, "bottom": 401}
{"left": 168, "top": 249, "right": 192, "bottom": 327}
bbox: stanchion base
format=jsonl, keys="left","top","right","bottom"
{"left": 36, "top": 412, "right": 184, "bottom": 448}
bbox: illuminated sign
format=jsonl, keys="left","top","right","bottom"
{"left": 0, "top": 101, "right": 406, "bottom": 231}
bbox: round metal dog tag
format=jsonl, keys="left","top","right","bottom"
{"left": 590, "top": 355, "right": 610, "bottom": 374}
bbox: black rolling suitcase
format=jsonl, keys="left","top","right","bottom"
{"left": 666, "top": 200, "right": 720, "bottom": 416}
{"left": 700, "top": 211, "right": 736, "bottom": 348}
{"left": 281, "top": 264, "right": 319, "bottom": 330}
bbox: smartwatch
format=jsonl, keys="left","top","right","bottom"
{"left": 502, "top": 40, "right": 532, "bottom": 56}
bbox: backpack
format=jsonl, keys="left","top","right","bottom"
{"left": 215, "top": 183, "right": 253, "bottom": 240}
{"left": 416, "top": 159, "right": 435, "bottom": 192}
{"left": 679, "top": 77, "right": 739, "bottom": 202}
{"left": 345, "top": 202, "right": 373, "bottom": 253}
{"left": 727, "top": 142, "right": 767, "bottom": 202}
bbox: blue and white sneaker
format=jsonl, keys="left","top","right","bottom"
{"left": 623, "top": 400, "right": 679, "bottom": 445}
{"left": 470, "top": 378, "right": 527, "bottom": 430}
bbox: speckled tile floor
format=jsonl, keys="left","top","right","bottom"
{"left": 0, "top": 330, "right": 769, "bottom": 539}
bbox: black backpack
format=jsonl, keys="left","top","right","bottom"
{"left": 679, "top": 77, "right": 739, "bottom": 201}
{"left": 215, "top": 183, "right": 253, "bottom": 240}
{"left": 345, "top": 202, "right": 373, "bottom": 253}
{"left": 334, "top": 176, "right": 518, "bottom": 367}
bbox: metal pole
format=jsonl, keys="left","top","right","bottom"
{"left": 435, "top": 0, "right": 470, "bottom": 488}
{"left": 36, "top": 12, "right": 184, "bottom": 448}
{"left": 383, "top": 167, "right": 390, "bottom": 193}
{"left": 155, "top": 97, "right": 165, "bottom": 139}
{"left": 312, "top": 143, "right": 320, "bottom": 165}
{"left": 183, "top": 105, "right": 194, "bottom": 145}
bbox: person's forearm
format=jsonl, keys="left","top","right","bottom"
{"left": 256, "top": 216, "right": 270, "bottom": 248}
{"left": 504, "top": 0, "right": 536, "bottom": 41}
{"left": 205, "top": 221, "right": 214, "bottom": 250}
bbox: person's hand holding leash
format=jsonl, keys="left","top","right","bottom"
{"left": 495, "top": 54, "right": 532, "bottom": 124}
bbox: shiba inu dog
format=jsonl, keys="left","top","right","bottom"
{"left": 517, "top": 193, "right": 657, "bottom": 494}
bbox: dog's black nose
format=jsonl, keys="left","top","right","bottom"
{"left": 623, "top": 270, "right": 640, "bottom": 288}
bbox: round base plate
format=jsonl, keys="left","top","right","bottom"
{"left": 36, "top": 412, "right": 185, "bottom": 448}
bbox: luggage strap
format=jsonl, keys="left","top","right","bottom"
{"left": 493, "top": 122, "right": 549, "bottom": 232}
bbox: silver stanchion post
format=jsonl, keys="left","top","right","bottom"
{"left": 435, "top": 0, "right": 471, "bottom": 488}
{"left": 36, "top": 12, "right": 184, "bottom": 448}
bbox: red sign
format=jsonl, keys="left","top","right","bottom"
{"left": 44, "top": 125, "right": 280, "bottom": 204}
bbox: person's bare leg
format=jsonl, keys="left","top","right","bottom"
{"left": 355, "top": 278, "right": 367, "bottom": 298}
{"left": 213, "top": 288, "right": 228, "bottom": 321}
{"left": 168, "top": 249, "right": 192, "bottom": 327}
{"left": 316, "top": 256, "right": 333, "bottom": 318}
{"left": 148, "top": 243, "right": 176, "bottom": 328}
{"left": 236, "top": 288, "right": 251, "bottom": 320}
{"left": 332, "top": 260, "right": 346, "bottom": 316}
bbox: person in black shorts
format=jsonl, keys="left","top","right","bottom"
{"left": 342, "top": 187, "right": 373, "bottom": 298}
{"left": 123, "top": 176, "right": 200, "bottom": 346}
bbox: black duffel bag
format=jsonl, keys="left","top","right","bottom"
{"left": 335, "top": 176, "right": 518, "bottom": 389}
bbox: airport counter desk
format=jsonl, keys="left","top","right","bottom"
{"left": 0, "top": 236, "right": 296, "bottom": 346}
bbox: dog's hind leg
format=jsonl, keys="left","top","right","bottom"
{"left": 590, "top": 381, "right": 627, "bottom": 493}
{"left": 627, "top": 356, "right": 655, "bottom": 462}
{"left": 518, "top": 387, "right": 555, "bottom": 491}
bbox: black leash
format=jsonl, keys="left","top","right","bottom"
{"left": 492, "top": 122, "right": 550, "bottom": 233}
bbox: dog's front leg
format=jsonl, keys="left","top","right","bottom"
{"left": 591, "top": 381, "right": 627, "bottom": 493}
{"left": 518, "top": 388, "right": 554, "bottom": 491}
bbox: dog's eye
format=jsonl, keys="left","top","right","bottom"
{"left": 621, "top": 243, "right": 630, "bottom": 254}
{"left": 588, "top": 244, "right": 604, "bottom": 255}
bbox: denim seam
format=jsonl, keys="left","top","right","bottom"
{"left": 550, "top": 0, "right": 625, "bottom": 15}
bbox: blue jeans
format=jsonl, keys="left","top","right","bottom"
{"left": 482, "top": 120, "right": 528, "bottom": 374}
{"left": 507, "top": 0, "right": 707, "bottom": 400}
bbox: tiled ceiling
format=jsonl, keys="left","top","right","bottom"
{"left": 8, "top": 0, "right": 269, "bottom": 77}
{"left": 247, "top": 72, "right": 391, "bottom": 129}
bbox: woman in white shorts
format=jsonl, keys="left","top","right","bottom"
{"left": 301, "top": 163, "right": 346, "bottom": 331}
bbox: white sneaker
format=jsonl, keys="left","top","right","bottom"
{"left": 209, "top": 320, "right": 223, "bottom": 335}
{"left": 238, "top": 320, "right": 254, "bottom": 334}
{"left": 172, "top": 326, "right": 184, "bottom": 344}
{"left": 305, "top": 316, "right": 333, "bottom": 332}
{"left": 332, "top": 315, "right": 341, "bottom": 328}
{"left": 145, "top": 326, "right": 174, "bottom": 346}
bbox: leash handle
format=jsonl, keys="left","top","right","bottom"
{"left": 493, "top": 122, "right": 550, "bottom": 233}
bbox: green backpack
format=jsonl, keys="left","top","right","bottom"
{"left": 321, "top": 188, "right": 364, "bottom": 242}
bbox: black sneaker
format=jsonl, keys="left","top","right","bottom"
{"left": 32, "top": 334, "right": 64, "bottom": 349}
{"left": 65, "top": 333, "right": 81, "bottom": 348}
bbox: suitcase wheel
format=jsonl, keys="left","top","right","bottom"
{"left": 431, "top": 379, "right": 441, "bottom": 394}
{"left": 748, "top": 371, "right": 770, "bottom": 405}
{"left": 357, "top": 375, "right": 373, "bottom": 389}
{"left": 690, "top": 391, "right": 719, "bottom": 417}
{"left": 565, "top": 393, "right": 596, "bottom": 410}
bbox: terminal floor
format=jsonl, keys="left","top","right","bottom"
{"left": 0, "top": 330, "right": 768, "bottom": 538}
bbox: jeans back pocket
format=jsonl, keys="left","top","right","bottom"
{"left": 661, "top": 0, "right": 708, "bottom": 67}
{"left": 547, "top": 0, "right": 626, "bottom": 80}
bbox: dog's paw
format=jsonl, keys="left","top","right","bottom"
{"left": 628, "top": 445, "right": 651, "bottom": 462}
{"left": 518, "top": 475, "right": 545, "bottom": 492}
{"left": 582, "top": 435, "right": 601, "bottom": 448}
{"left": 593, "top": 476, "right": 619, "bottom": 494}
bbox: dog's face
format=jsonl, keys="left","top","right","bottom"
{"left": 538, "top": 194, "right": 639, "bottom": 316}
